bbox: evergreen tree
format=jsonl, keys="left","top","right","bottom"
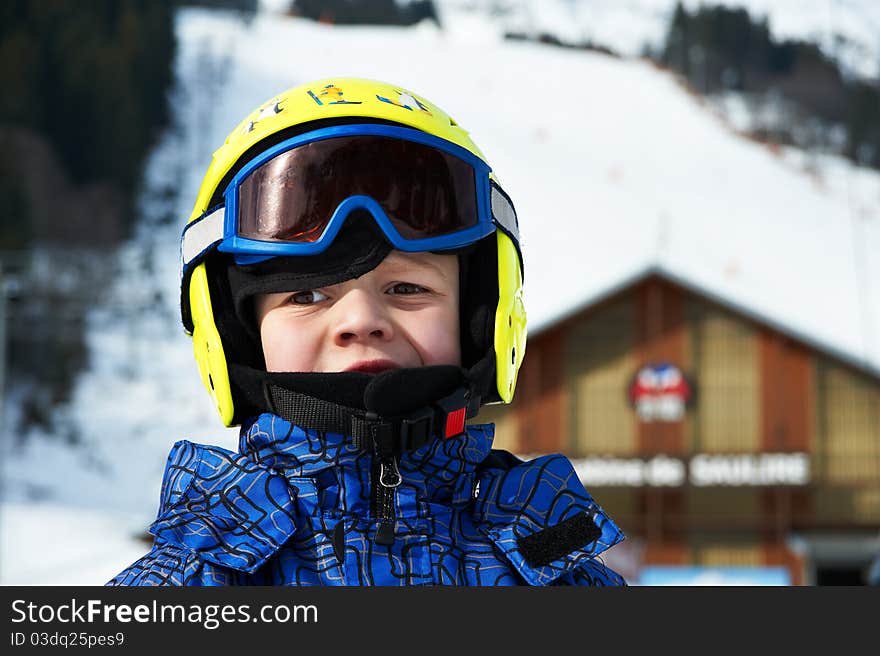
{"left": 847, "top": 81, "right": 880, "bottom": 167}
{"left": 290, "top": 0, "right": 438, "bottom": 26}
{"left": 0, "top": 0, "right": 176, "bottom": 237}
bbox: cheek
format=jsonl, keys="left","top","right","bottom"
{"left": 260, "top": 314, "right": 319, "bottom": 373}
{"left": 407, "top": 307, "right": 461, "bottom": 366}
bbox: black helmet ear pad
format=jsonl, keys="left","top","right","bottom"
{"left": 457, "top": 235, "right": 500, "bottom": 404}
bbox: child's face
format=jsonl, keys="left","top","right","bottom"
{"left": 255, "top": 250, "right": 461, "bottom": 374}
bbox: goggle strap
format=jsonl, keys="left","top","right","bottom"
{"left": 490, "top": 182, "right": 519, "bottom": 243}
{"left": 181, "top": 206, "right": 225, "bottom": 268}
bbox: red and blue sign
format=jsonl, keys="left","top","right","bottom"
{"left": 628, "top": 363, "right": 694, "bottom": 422}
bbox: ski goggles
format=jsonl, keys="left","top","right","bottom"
{"left": 181, "top": 123, "right": 520, "bottom": 270}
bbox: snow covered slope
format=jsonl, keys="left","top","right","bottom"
{"left": 435, "top": 0, "right": 880, "bottom": 80}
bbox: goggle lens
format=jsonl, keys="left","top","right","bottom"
{"left": 236, "top": 135, "right": 480, "bottom": 244}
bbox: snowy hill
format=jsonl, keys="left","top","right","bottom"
{"left": 2, "top": 2, "right": 878, "bottom": 584}
{"left": 433, "top": 0, "right": 880, "bottom": 80}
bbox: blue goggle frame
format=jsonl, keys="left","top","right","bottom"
{"left": 181, "top": 124, "right": 520, "bottom": 271}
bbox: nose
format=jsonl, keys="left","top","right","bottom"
{"left": 332, "top": 288, "right": 394, "bottom": 346}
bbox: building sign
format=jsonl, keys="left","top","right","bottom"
{"left": 628, "top": 363, "right": 693, "bottom": 422}
{"left": 571, "top": 453, "right": 810, "bottom": 487}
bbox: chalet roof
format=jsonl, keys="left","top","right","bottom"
{"left": 528, "top": 264, "right": 880, "bottom": 381}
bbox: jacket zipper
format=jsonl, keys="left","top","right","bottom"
{"left": 373, "top": 454, "right": 401, "bottom": 546}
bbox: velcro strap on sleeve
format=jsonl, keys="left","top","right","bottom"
{"left": 516, "top": 512, "right": 603, "bottom": 568}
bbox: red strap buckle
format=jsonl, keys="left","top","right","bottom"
{"left": 436, "top": 387, "right": 473, "bottom": 439}
{"left": 444, "top": 407, "right": 467, "bottom": 438}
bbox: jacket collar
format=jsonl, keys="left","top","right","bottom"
{"left": 148, "top": 439, "right": 298, "bottom": 574}
{"left": 239, "top": 412, "right": 365, "bottom": 477}
{"left": 240, "top": 412, "right": 496, "bottom": 506}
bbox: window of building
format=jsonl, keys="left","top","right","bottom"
{"left": 813, "top": 359, "right": 880, "bottom": 524}
{"left": 565, "top": 298, "right": 637, "bottom": 456}
{"left": 687, "top": 300, "right": 760, "bottom": 452}
{"left": 813, "top": 358, "right": 880, "bottom": 486}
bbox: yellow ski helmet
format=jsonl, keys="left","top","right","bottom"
{"left": 180, "top": 77, "right": 526, "bottom": 426}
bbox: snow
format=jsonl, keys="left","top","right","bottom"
{"left": 3, "top": 2, "right": 879, "bottom": 584}
{"left": 439, "top": 0, "right": 880, "bottom": 80}
{"left": 0, "top": 503, "right": 150, "bottom": 585}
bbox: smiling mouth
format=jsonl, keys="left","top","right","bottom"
{"left": 343, "top": 360, "right": 401, "bottom": 374}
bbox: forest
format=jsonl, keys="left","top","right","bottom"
{"left": 659, "top": 2, "right": 880, "bottom": 168}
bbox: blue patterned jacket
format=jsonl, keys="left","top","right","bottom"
{"left": 108, "top": 413, "right": 626, "bottom": 586}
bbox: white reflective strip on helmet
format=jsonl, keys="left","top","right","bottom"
{"left": 491, "top": 185, "right": 519, "bottom": 242}
{"left": 181, "top": 207, "right": 225, "bottom": 266}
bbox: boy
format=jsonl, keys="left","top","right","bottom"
{"left": 108, "top": 77, "right": 626, "bottom": 586}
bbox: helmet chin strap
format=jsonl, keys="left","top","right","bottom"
{"left": 229, "top": 363, "right": 483, "bottom": 456}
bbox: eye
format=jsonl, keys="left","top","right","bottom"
{"left": 387, "top": 282, "right": 428, "bottom": 295}
{"left": 288, "top": 289, "right": 328, "bottom": 305}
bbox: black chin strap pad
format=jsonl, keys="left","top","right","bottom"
{"left": 362, "top": 365, "right": 467, "bottom": 416}
{"left": 231, "top": 364, "right": 482, "bottom": 455}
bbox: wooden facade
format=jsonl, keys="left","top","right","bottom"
{"left": 475, "top": 273, "right": 880, "bottom": 585}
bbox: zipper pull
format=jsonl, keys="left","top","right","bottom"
{"left": 375, "top": 520, "right": 395, "bottom": 546}
{"left": 379, "top": 455, "right": 402, "bottom": 488}
{"left": 374, "top": 455, "right": 401, "bottom": 546}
